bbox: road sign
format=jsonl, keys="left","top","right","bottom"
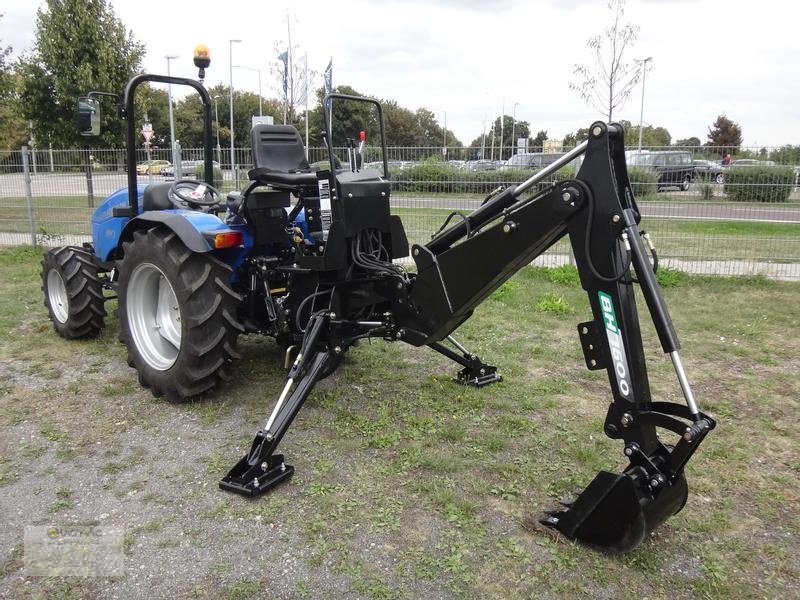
{"left": 141, "top": 123, "right": 154, "bottom": 142}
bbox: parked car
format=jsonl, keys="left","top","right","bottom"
{"left": 693, "top": 159, "right": 726, "bottom": 184}
{"left": 626, "top": 150, "right": 694, "bottom": 191}
{"left": 135, "top": 159, "right": 171, "bottom": 175}
{"left": 466, "top": 159, "right": 504, "bottom": 172}
{"left": 503, "top": 152, "right": 567, "bottom": 170}
{"left": 162, "top": 160, "right": 221, "bottom": 178}
{"left": 729, "top": 159, "right": 776, "bottom": 167}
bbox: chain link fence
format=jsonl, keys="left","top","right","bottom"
{"left": 1, "top": 144, "right": 798, "bottom": 279}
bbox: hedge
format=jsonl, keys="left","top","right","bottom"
{"left": 193, "top": 164, "right": 224, "bottom": 188}
{"left": 626, "top": 167, "right": 659, "bottom": 199}
{"left": 723, "top": 166, "right": 795, "bottom": 202}
{"left": 389, "top": 163, "right": 578, "bottom": 195}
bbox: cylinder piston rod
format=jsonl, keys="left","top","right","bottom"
{"left": 669, "top": 350, "right": 701, "bottom": 419}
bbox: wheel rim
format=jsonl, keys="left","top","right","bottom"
{"left": 47, "top": 269, "right": 69, "bottom": 323}
{"left": 126, "top": 263, "right": 182, "bottom": 370}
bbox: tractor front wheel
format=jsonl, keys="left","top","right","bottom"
{"left": 117, "top": 228, "right": 243, "bottom": 401}
{"left": 41, "top": 246, "right": 106, "bottom": 339}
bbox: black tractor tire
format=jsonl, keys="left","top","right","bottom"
{"left": 715, "top": 172, "right": 725, "bottom": 184}
{"left": 117, "top": 227, "right": 243, "bottom": 401}
{"left": 41, "top": 246, "right": 106, "bottom": 339}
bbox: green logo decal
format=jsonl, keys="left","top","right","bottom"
{"left": 597, "top": 291, "right": 631, "bottom": 398}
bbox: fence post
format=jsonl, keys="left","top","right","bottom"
{"left": 48, "top": 143, "right": 54, "bottom": 172}
{"left": 21, "top": 146, "right": 37, "bottom": 246}
{"left": 85, "top": 148, "right": 94, "bottom": 207}
{"left": 175, "top": 142, "right": 182, "bottom": 181}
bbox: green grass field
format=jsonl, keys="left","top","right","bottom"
{"left": 0, "top": 246, "right": 798, "bottom": 598}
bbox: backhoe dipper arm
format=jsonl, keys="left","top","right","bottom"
{"left": 398, "top": 121, "right": 715, "bottom": 552}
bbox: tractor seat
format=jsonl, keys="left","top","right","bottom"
{"left": 249, "top": 124, "right": 317, "bottom": 189}
{"left": 142, "top": 182, "right": 172, "bottom": 211}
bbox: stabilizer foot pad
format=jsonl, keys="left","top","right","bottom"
{"left": 219, "top": 453, "right": 295, "bottom": 497}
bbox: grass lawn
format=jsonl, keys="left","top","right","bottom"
{"left": 0, "top": 246, "right": 798, "bottom": 598}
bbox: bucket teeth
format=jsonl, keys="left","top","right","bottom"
{"left": 559, "top": 498, "right": 575, "bottom": 508}
{"left": 539, "top": 515, "right": 561, "bottom": 528}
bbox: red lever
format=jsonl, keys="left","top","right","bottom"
{"left": 359, "top": 130, "right": 366, "bottom": 142}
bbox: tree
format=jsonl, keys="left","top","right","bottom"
{"left": 0, "top": 16, "right": 28, "bottom": 149}
{"left": 570, "top": 0, "right": 642, "bottom": 122}
{"left": 18, "top": 0, "right": 144, "bottom": 148}
{"left": 531, "top": 130, "right": 548, "bottom": 150}
{"left": 563, "top": 127, "right": 591, "bottom": 148}
{"left": 382, "top": 101, "right": 419, "bottom": 146}
{"left": 706, "top": 114, "right": 742, "bottom": 153}
{"left": 173, "top": 84, "right": 282, "bottom": 150}
{"left": 132, "top": 85, "right": 170, "bottom": 147}
{"left": 675, "top": 136, "right": 701, "bottom": 147}
{"left": 471, "top": 115, "right": 531, "bottom": 158}
{"left": 619, "top": 120, "right": 671, "bottom": 147}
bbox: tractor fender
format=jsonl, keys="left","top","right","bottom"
{"left": 119, "top": 210, "right": 230, "bottom": 254}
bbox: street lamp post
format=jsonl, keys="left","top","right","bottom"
{"left": 165, "top": 54, "right": 179, "bottom": 167}
{"left": 500, "top": 98, "right": 505, "bottom": 160}
{"left": 637, "top": 56, "right": 653, "bottom": 155}
{"left": 234, "top": 65, "right": 263, "bottom": 116}
{"left": 229, "top": 39, "right": 241, "bottom": 189}
{"left": 511, "top": 102, "right": 519, "bottom": 156}
{"left": 212, "top": 95, "right": 222, "bottom": 165}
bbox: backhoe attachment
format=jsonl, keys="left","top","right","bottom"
{"left": 401, "top": 121, "right": 716, "bottom": 552}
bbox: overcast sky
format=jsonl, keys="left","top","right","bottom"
{"left": 3, "top": 0, "right": 799, "bottom": 147}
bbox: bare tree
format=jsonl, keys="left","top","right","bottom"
{"left": 571, "top": 0, "right": 643, "bottom": 122}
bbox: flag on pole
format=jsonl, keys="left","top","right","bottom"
{"left": 279, "top": 50, "right": 289, "bottom": 96}
{"left": 295, "top": 53, "right": 308, "bottom": 106}
{"left": 323, "top": 58, "right": 333, "bottom": 110}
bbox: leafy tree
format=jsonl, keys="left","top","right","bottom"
{"left": 570, "top": 0, "right": 643, "bottom": 121}
{"left": 132, "top": 85, "right": 170, "bottom": 147}
{"left": 706, "top": 114, "right": 742, "bottom": 153}
{"left": 531, "top": 130, "right": 548, "bottom": 150}
{"left": 563, "top": 127, "right": 590, "bottom": 148}
{"left": 675, "top": 136, "right": 701, "bottom": 147}
{"left": 382, "top": 101, "right": 418, "bottom": 146}
{"left": 0, "top": 17, "right": 28, "bottom": 149}
{"left": 415, "top": 108, "right": 444, "bottom": 147}
{"left": 619, "top": 120, "right": 671, "bottom": 147}
{"left": 769, "top": 145, "right": 800, "bottom": 165}
{"left": 474, "top": 115, "right": 531, "bottom": 158}
{"left": 174, "top": 84, "right": 281, "bottom": 150}
{"left": 17, "top": 0, "right": 144, "bottom": 147}
{"left": 306, "top": 85, "right": 379, "bottom": 150}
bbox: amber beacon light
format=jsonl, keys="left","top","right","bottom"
{"left": 193, "top": 45, "right": 211, "bottom": 80}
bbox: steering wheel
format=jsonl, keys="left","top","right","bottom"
{"left": 168, "top": 180, "right": 222, "bottom": 209}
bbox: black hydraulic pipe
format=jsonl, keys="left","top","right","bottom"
{"left": 622, "top": 208, "right": 679, "bottom": 353}
{"left": 123, "top": 74, "right": 214, "bottom": 216}
{"left": 427, "top": 185, "right": 518, "bottom": 254}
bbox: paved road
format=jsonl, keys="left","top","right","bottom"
{"left": 2, "top": 172, "right": 799, "bottom": 223}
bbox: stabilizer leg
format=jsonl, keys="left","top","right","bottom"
{"left": 428, "top": 335, "right": 502, "bottom": 387}
{"left": 220, "top": 314, "right": 338, "bottom": 497}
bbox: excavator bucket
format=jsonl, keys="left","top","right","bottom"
{"left": 541, "top": 469, "right": 689, "bottom": 553}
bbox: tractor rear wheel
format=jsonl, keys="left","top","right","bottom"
{"left": 41, "top": 246, "right": 106, "bottom": 339}
{"left": 117, "top": 227, "right": 243, "bottom": 401}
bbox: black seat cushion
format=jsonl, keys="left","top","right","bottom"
{"left": 142, "top": 183, "right": 172, "bottom": 211}
{"left": 248, "top": 167, "right": 318, "bottom": 188}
